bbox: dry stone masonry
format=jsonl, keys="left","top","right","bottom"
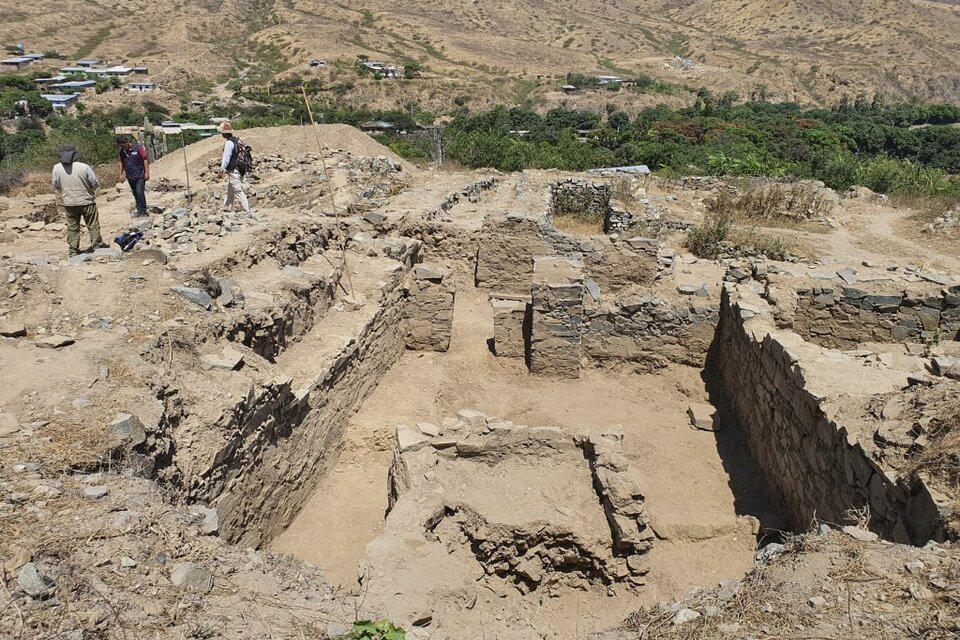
{"left": 403, "top": 263, "right": 455, "bottom": 352}
{"left": 530, "top": 256, "right": 585, "bottom": 378}
{"left": 710, "top": 285, "right": 950, "bottom": 544}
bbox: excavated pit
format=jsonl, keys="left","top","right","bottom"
{"left": 8, "top": 147, "right": 957, "bottom": 638}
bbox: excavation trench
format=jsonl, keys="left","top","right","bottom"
{"left": 148, "top": 184, "right": 954, "bottom": 638}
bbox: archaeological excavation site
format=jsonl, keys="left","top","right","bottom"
{"left": 0, "top": 124, "right": 958, "bottom": 639}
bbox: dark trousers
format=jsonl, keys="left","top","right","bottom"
{"left": 128, "top": 177, "right": 147, "bottom": 215}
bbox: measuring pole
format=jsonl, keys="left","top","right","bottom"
{"left": 300, "top": 85, "right": 355, "bottom": 297}
{"left": 180, "top": 131, "right": 192, "bottom": 203}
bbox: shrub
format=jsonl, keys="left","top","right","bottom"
{"left": 686, "top": 209, "right": 734, "bottom": 259}
{"left": 346, "top": 620, "right": 405, "bottom": 640}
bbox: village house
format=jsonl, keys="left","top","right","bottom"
{"left": 40, "top": 93, "right": 79, "bottom": 109}
{"left": 127, "top": 81, "right": 156, "bottom": 92}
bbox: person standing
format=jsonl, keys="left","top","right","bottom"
{"left": 117, "top": 134, "right": 150, "bottom": 217}
{"left": 51, "top": 145, "right": 106, "bottom": 257}
{"left": 216, "top": 121, "right": 250, "bottom": 212}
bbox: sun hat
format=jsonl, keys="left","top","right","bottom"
{"left": 216, "top": 121, "right": 234, "bottom": 134}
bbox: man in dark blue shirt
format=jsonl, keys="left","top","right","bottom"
{"left": 117, "top": 134, "right": 150, "bottom": 217}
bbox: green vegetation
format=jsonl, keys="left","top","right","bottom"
{"left": 440, "top": 97, "right": 960, "bottom": 199}
{"left": 345, "top": 620, "right": 405, "bottom": 640}
{"left": 74, "top": 23, "right": 115, "bottom": 59}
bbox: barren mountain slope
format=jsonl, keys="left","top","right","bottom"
{"left": 4, "top": 0, "right": 960, "bottom": 107}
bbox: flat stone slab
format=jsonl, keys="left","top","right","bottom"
{"left": 0, "top": 320, "right": 27, "bottom": 337}
{"left": 171, "top": 287, "right": 213, "bottom": 310}
{"left": 200, "top": 346, "right": 245, "bottom": 371}
{"left": 35, "top": 335, "right": 75, "bottom": 349}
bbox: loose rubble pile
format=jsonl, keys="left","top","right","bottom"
{"left": 138, "top": 206, "right": 267, "bottom": 254}
{"left": 603, "top": 527, "right": 959, "bottom": 639}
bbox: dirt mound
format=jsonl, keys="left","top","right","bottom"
{"left": 151, "top": 124, "right": 418, "bottom": 180}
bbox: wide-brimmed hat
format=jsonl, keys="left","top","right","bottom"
{"left": 216, "top": 121, "right": 234, "bottom": 134}
{"left": 59, "top": 145, "right": 80, "bottom": 165}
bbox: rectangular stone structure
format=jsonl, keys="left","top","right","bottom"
{"left": 492, "top": 296, "right": 530, "bottom": 358}
{"left": 529, "top": 256, "right": 584, "bottom": 378}
{"left": 404, "top": 263, "right": 455, "bottom": 351}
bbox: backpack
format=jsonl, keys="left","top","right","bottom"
{"left": 230, "top": 137, "right": 254, "bottom": 176}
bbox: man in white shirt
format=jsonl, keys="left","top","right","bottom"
{"left": 216, "top": 121, "right": 250, "bottom": 213}
{"left": 51, "top": 145, "right": 107, "bottom": 256}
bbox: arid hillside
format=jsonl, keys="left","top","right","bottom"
{"left": 4, "top": 0, "right": 960, "bottom": 110}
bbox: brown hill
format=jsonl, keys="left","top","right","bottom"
{"left": 4, "top": 0, "right": 960, "bottom": 110}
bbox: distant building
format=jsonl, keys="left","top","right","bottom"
{"left": 50, "top": 79, "right": 97, "bottom": 91}
{"left": 127, "top": 81, "right": 156, "bottom": 92}
{"left": 34, "top": 75, "right": 67, "bottom": 85}
{"left": 75, "top": 59, "right": 101, "bottom": 67}
{"left": 308, "top": 59, "right": 326, "bottom": 68}
{"left": 1, "top": 56, "right": 34, "bottom": 70}
{"left": 595, "top": 75, "right": 624, "bottom": 85}
{"left": 359, "top": 120, "right": 396, "bottom": 133}
{"left": 104, "top": 65, "right": 133, "bottom": 75}
{"left": 362, "top": 61, "right": 399, "bottom": 79}
{"left": 60, "top": 66, "right": 90, "bottom": 74}
{"left": 132, "top": 66, "right": 149, "bottom": 74}
{"left": 561, "top": 84, "right": 578, "bottom": 94}
{"left": 21, "top": 53, "right": 44, "bottom": 61}
{"left": 41, "top": 93, "right": 80, "bottom": 109}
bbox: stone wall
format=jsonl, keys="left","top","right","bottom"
{"left": 475, "top": 213, "right": 659, "bottom": 296}
{"left": 710, "top": 287, "right": 946, "bottom": 544}
{"left": 403, "top": 263, "right": 455, "bottom": 352}
{"left": 530, "top": 257, "right": 584, "bottom": 378}
{"left": 793, "top": 285, "right": 960, "bottom": 348}
{"left": 550, "top": 178, "right": 611, "bottom": 228}
{"left": 583, "top": 295, "right": 717, "bottom": 371}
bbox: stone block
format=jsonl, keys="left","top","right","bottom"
{"left": 529, "top": 257, "right": 584, "bottom": 378}
{"left": 492, "top": 298, "right": 529, "bottom": 358}
{"left": 687, "top": 403, "right": 719, "bottom": 431}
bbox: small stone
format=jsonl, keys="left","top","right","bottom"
{"left": 841, "top": 525, "right": 879, "bottom": 542}
{"left": 687, "top": 403, "right": 719, "bottom": 431}
{"left": 808, "top": 595, "right": 827, "bottom": 608}
{"left": 110, "top": 413, "right": 146, "bottom": 446}
{"left": 170, "top": 287, "right": 213, "bottom": 310}
{"left": 28, "top": 221, "right": 46, "bottom": 231}
{"left": 413, "top": 264, "right": 445, "bottom": 282}
{"left": 169, "top": 562, "right": 214, "bottom": 594}
{"left": 396, "top": 425, "right": 430, "bottom": 452}
{"left": 0, "top": 320, "right": 26, "bottom": 337}
{"left": 7, "top": 218, "right": 30, "bottom": 230}
{"left": 326, "top": 622, "right": 350, "bottom": 638}
{"left": 190, "top": 505, "right": 220, "bottom": 535}
{"left": 362, "top": 212, "right": 387, "bottom": 225}
{"left": 342, "top": 294, "right": 366, "bottom": 311}
{"left": 83, "top": 486, "right": 109, "bottom": 500}
{"left": 673, "top": 608, "right": 700, "bottom": 625}
{"left": 17, "top": 563, "right": 52, "bottom": 596}
{"left": 417, "top": 422, "right": 440, "bottom": 437}
{"left": 201, "top": 346, "right": 244, "bottom": 371}
{"left": 35, "top": 334, "right": 74, "bottom": 349}
{"left": 120, "top": 556, "right": 137, "bottom": 568}
{"left": 46, "top": 222, "right": 66, "bottom": 232}
{"left": 456, "top": 408, "right": 488, "bottom": 427}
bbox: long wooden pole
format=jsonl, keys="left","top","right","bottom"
{"left": 180, "top": 131, "right": 192, "bottom": 203}
{"left": 300, "top": 85, "right": 354, "bottom": 297}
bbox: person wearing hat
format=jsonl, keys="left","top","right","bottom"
{"left": 216, "top": 121, "right": 250, "bottom": 212}
{"left": 116, "top": 134, "right": 150, "bottom": 217}
{"left": 51, "top": 145, "right": 107, "bottom": 257}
